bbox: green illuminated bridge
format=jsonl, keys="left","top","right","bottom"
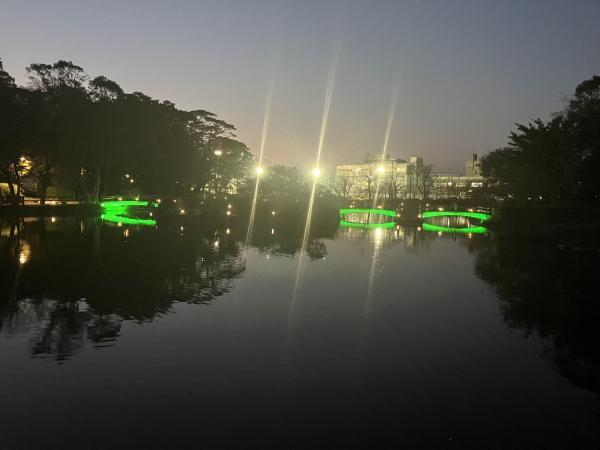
{"left": 421, "top": 210, "right": 491, "bottom": 222}
{"left": 339, "top": 208, "right": 397, "bottom": 218}
{"left": 101, "top": 200, "right": 158, "bottom": 226}
{"left": 339, "top": 208, "right": 491, "bottom": 232}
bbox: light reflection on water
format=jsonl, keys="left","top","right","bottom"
{"left": 0, "top": 216, "right": 599, "bottom": 448}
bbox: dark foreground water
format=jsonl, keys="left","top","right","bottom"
{"left": 1, "top": 216, "right": 599, "bottom": 449}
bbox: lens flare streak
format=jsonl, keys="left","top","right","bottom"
{"left": 245, "top": 71, "right": 276, "bottom": 251}
{"left": 372, "top": 66, "right": 402, "bottom": 209}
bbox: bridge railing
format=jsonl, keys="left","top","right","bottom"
{"left": 102, "top": 194, "right": 164, "bottom": 202}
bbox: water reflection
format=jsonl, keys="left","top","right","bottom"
{"left": 0, "top": 217, "right": 248, "bottom": 360}
{"left": 1, "top": 215, "right": 599, "bottom": 401}
{"left": 474, "top": 238, "right": 600, "bottom": 393}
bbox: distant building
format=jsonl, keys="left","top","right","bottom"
{"left": 332, "top": 154, "right": 485, "bottom": 199}
{"left": 466, "top": 154, "right": 481, "bottom": 177}
{"left": 333, "top": 155, "right": 425, "bottom": 199}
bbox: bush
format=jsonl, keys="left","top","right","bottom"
{"left": 46, "top": 186, "right": 75, "bottom": 199}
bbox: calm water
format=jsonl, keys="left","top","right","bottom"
{"left": 1, "top": 216, "right": 599, "bottom": 449}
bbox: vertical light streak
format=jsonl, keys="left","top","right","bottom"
{"left": 372, "top": 69, "right": 402, "bottom": 210}
{"left": 245, "top": 70, "right": 275, "bottom": 251}
{"left": 289, "top": 32, "right": 342, "bottom": 337}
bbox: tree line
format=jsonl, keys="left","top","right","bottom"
{"left": 481, "top": 76, "right": 600, "bottom": 202}
{"left": 0, "top": 58, "right": 253, "bottom": 205}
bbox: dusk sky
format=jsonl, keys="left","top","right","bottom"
{"left": 2, "top": 0, "right": 599, "bottom": 172}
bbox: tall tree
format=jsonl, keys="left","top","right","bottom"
{"left": 481, "top": 75, "right": 600, "bottom": 202}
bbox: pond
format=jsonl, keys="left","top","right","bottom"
{"left": 1, "top": 216, "right": 599, "bottom": 449}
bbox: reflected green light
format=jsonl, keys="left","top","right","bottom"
{"left": 340, "top": 220, "right": 395, "bottom": 229}
{"left": 339, "top": 208, "right": 396, "bottom": 218}
{"left": 102, "top": 214, "right": 156, "bottom": 226}
{"left": 422, "top": 223, "right": 487, "bottom": 234}
{"left": 422, "top": 211, "right": 491, "bottom": 221}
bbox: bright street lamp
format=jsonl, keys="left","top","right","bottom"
{"left": 313, "top": 168, "right": 321, "bottom": 177}
{"left": 256, "top": 167, "right": 263, "bottom": 175}
{"left": 378, "top": 166, "right": 385, "bottom": 174}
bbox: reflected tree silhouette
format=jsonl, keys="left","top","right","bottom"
{"left": 474, "top": 238, "right": 600, "bottom": 393}
{"left": 0, "top": 217, "right": 249, "bottom": 361}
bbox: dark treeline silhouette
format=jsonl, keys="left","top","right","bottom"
{"left": 480, "top": 76, "right": 600, "bottom": 202}
{"left": 0, "top": 58, "right": 253, "bottom": 205}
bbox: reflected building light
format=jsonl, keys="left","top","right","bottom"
{"left": 438, "top": 231, "right": 443, "bottom": 236}
{"left": 226, "top": 211, "right": 231, "bottom": 215}
{"left": 226, "top": 229, "right": 230, "bottom": 234}
{"left": 271, "top": 228, "right": 275, "bottom": 234}
{"left": 124, "top": 229, "right": 130, "bottom": 238}
{"left": 271, "top": 211, "right": 275, "bottom": 215}
{"left": 19, "top": 242, "right": 31, "bottom": 266}
{"left": 117, "top": 222, "right": 122, "bottom": 227}
{"left": 180, "top": 209, "right": 185, "bottom": 214}
{"left": 214, "top": 240, "right": 219, "bottom": 248}
{"left": 51, "top": 217, "right": 56, "bottom": 222}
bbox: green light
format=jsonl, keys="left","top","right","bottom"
{"left": 340, "top": 220, "right": 395, "bottom": 229}
{"left": 422, "top": 211, "right": 491, "bottom": 221}
{"left": 102, "top": 200, "right": 152, "bottom": 210}
{"left": 339, "top": 208, "right": 396, "bottom": 218}
{"left": 422, "top": 223, "right": 487, "bottom": 234}
{"left": 102, "top": 214, "right": 156, "bottom": 226}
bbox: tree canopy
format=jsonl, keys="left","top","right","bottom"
{"left": 481, "top": 75, "right": 600, "bottom": 202}
{"left": 0, "top": 58, "right": 253, "bottom": 204}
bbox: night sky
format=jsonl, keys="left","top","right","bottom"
{"left": 1, "top": 0, "right": 599, "bottom": 171}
